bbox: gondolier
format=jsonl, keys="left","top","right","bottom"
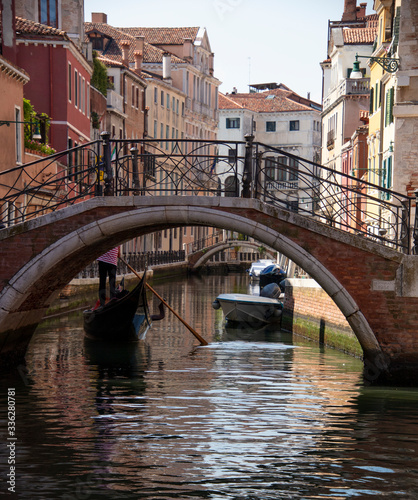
{"left": 97, "top": 246, "right": 120, "bottom": 306}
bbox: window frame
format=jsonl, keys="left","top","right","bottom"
{"left": 226, "top": 117, "right": 240, "bottom": 129}
{"left": 266, "top": 121, "right": 276, "bottom": 132}
{"left": 68, "top": 62, "right": 72, "bottom": 102}
{"left": 39, "top": 0, "right": 58, "bottom": 28}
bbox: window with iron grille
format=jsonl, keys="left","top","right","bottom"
{"left": 266, "top": 121, "right": 276, "bottom": 132}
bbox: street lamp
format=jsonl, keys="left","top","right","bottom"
{"left": 351, "top": 53, "right": 400, "bottom": 78}
{"left": 0, "top": 120, "right": 42, "bottom": 140}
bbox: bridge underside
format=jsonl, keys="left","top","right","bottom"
{"left": 1, "top": 196, "right": 418, "bottom": 385}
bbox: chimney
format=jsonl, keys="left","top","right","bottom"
{"left": 163, "top": 53, "right": 172, "bottom": 80}
{"left": 183, "top": 38, "right": 193, "bottom": 61}
{"left": 134, "top": 36, "right": 144, "bottom": 72}
{"left": 357, "top": 3, "right": 367, "bottom": 19}
{"left": 92, "top": 12, "right": 108, "bottom": 23}
{"left": 341, "top": 0, "right": 357, "bottom": 22}
{"left": 121, "top": 40, "right": 130, "bottom": 67}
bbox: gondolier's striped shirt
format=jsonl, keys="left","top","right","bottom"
{"left": 97, "top": 247, "right": 119, "bottom": 266}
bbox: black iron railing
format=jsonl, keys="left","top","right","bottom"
{"left": 0, "top": 135, "right": 415, "bottom": 253}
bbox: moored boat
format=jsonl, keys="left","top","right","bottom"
{"left": 247, "top": 259, "right": 276, "bottom": 279}
{"left": 212, "top": 283, "right": 283, "bottom": 327}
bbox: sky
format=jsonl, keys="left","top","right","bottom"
{"left": 84, "top": 0, "right": 374, "bottom": 104}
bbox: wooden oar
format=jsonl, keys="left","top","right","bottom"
{"left": 119, "top": 257, "right": 208, "bottom": 346}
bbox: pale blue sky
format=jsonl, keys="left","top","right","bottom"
{"left": 84, "top": 0, "right": 374, "bottom": 104}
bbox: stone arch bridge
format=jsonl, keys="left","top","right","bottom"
{"left": 188, "top": 239, "right": 276, "bottom": 270}
{"left": 1, "top": 196, "right": 418, "bottom": 385}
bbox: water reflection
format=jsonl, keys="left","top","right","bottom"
{"left": 1, "top": 274, "right": 418, "bottom": 499}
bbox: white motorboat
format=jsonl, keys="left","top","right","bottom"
{"left": 212, "top": 283, "right": 283, "bottom": 326}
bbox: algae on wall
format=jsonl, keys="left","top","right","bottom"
{"left": 282, "top": 279, "right": 363, "bottom": 358}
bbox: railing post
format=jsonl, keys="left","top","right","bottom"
{"left": 130, "top": 146, "right": 140, "bottom": 194}
{"left": 101, "top": 131, "right": 113, "bottom": 196}
{"left": 400, "top": 198, "right": 411, "bottom": 253}
{"left": 242, "top": 134, "right": 254, "bottom": 198}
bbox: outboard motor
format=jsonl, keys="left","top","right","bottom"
{"left": 260, "top": 283, "right": 281, "bottom": 300}
{"left": 259, "top": 265, "right": 287, "bottom": 289}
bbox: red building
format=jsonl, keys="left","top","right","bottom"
{"left": 15, "top": 17, "right": 92, "bottom": 155}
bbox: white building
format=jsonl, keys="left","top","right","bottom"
{"left": 321, "top": 2, "right": 377, "bottom": 174}
{"left": 217, "top": 83, "right": 322, "bottom": 212}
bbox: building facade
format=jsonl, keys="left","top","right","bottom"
{"left": 218, "top": 83, "right": 322, "bottom": 213}
{"left": 85, "top": 14, "right": 221, "bottom": 253}
{"left": 320, "top": 1, "right": 378, "bottom": 228}
{"left": 14, "top": 17, "right": 92, "bottom": 158}
{"left": 321, "top": 1, "right": 377, "bottom": 171}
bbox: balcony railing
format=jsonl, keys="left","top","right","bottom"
{"left": 0, "top": 137, "right": 415, "bottom": 254}
{"left": 107, "top": 90, "right": 125, "bottom": 116}
{"left": 323, "top": 78, "right": 370, "bottom": 111}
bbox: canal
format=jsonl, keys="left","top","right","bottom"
{"left": 1, "top": 273, "right": 418, "bottom": 499}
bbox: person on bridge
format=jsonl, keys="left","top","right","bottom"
{"left": 97, "top": 246, "right": 120, "bottom": 307}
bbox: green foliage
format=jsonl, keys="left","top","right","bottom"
{"left": 23, "top": 98, "right": 55, "bottom": 155}
{"left": 91, "top": 111, "right": 100, "bottom": 129}
{"left": 91, "top": 51, "right": 110, "bottom": 96}
{"left": 258, "top": 245, "right": 266, "bottom": 256}
{"left": 25, "top": 139, "right": 56, "bottom": 155}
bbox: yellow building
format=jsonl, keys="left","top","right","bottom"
{"left": 359, "top": 1, "right": 400, "bottom": 236}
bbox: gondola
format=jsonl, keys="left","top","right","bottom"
{"left": 83, "top": 273, "right": 152, "bottom": 341}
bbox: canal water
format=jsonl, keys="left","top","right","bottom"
{"left": 1, "top": 273, "right": 418, "bottom": 499}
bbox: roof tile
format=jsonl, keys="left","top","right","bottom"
{"left": 117, "top": 27, "right": 200, "bottom": 45}
{"left": 219, "top": 88, "right": 321, "bottom": 113}
{"left": 14, "top": 16, "right": 68, "bottom": 39}
{"left": 343, "top": 27, "right": 377, "bottom": 44}
{"left": 85, "top": 22, "right": 185, "bottom": 64}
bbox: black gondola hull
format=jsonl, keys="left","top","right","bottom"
{"left": 83, "top": 275, "right": 151, "bottom": 341}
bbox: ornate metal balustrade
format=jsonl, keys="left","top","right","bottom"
{"left": 0, "top": 134, "right": 415, "bottom": 254}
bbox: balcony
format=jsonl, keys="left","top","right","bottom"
{"left": 185, "top": 98, "right": 218, "bottom": 121}
{"left": 266, "top": 180, "right": 299, "bottom": 191}
{"left": 323, "top": 78, "right": 369, "bottom": 111}
{"left": 107, "top": 90, "right": 126, "bottom": 117}
{"left": 327, "top": 130, "right": 335, "bottom": 150}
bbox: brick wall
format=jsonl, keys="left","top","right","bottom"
{"left": 282, "top": 279, "right": 363, "bottom": 357}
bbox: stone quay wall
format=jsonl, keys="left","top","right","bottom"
{"left": 282, "top": 279, "right": 363, "bottom": 358}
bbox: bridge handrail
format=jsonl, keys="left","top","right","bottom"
{"left": 254, "top": 141, "right": 409, "bottom": 201}
{"left": 0, "top": 137, "right": 415, "bottom": 254}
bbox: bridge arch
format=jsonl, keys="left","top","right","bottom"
{"left": 0, "top": 197, "right": 389, "bottom": 372}
{"left": 190, "top": 240, "right": 276, "bottom": 269}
